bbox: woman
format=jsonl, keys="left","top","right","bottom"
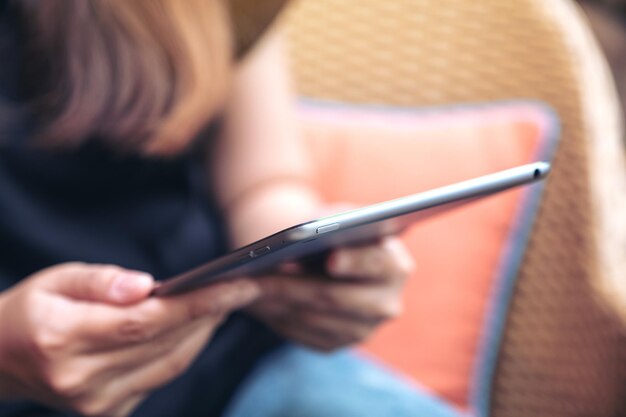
{"left": 0, "top": 1, "right": 416, "bottom": 416}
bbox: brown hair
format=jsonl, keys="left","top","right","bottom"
{"left": 15, "top": 0, "right": 233, "bottom": 155}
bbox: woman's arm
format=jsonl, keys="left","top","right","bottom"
{"left": 212, "top": 31, "right": 414, "bottom": 352}
{"left": 211, "top": 30, "right": 321, "bottom": 247}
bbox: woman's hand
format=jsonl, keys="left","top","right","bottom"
{"left": 248, "top": 237, "right": 414, "bottom": 351}
{"left": 0, "top": 263, "right": 260, "bottom": 417}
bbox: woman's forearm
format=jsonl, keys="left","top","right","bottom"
{"left": 225, "top": 179, "right": 321, "bottom": 248}
{"left": 210, "top": 30, "right": 321, "bottom": 247}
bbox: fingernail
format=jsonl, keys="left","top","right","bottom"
{"left": 111, "top": 272, "right": 154, "bottom": 302}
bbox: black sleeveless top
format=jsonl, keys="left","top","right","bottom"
{"left": 0, "top": 3, "right": 284, "bottom": 416}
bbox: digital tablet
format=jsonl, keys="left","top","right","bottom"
{"left": 154, "top": 162, "right": 550, "bottom": 296}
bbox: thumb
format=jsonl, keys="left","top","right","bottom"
{"left": 41, "top": 263, "right": 155, "bottom": 305}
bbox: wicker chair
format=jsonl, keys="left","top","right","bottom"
{"left": 282, "top": 1, "right": 626, "bottom": 416}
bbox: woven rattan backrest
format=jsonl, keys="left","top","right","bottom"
{"left": 283, "top": 1, "right": 626, "bottom": 416}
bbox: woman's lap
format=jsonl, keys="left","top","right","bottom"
{"left": 223, "top": 344, "right": 460, "bottom": 417}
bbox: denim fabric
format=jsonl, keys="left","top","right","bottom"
{"left": 223, "top": 345, "right": 462, "bottom": 417}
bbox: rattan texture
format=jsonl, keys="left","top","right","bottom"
{"left": 283, "top": 0, "right": 626, "bottom": 416}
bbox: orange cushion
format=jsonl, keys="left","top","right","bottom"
{"left": 299, "top": 101, "right": 558, "bottom": 410}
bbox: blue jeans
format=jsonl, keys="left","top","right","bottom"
{"left": 223, "top": 345, "right": 461, "bottom": 417}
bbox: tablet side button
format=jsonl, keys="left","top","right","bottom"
{"left": 250, "top": 246, "right": 271, "bottom": 258}
{"left": 316, "top": 223, "right": 340, "bottom": 234}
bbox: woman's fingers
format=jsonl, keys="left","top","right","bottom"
{"left": 104, "top": 317, "right": 215, "bottom": 402}
{"left": 42, "top": 317, "right": 218, "bottom": 417}
{"left": 38, "top": 263, "right": 155, "bottom": 305}
{"left": 85, "top": 315, "right": 221, "bottom": 376}
{"left": 67, "top": 279, "right": 259, "bottom": 352}
{"left": 107, "top": 395, "right": 148, "bottom": 417}
{"left": 250, "top": 238, "right": 414, "bottom": 352}
{"left": 268, "top": 318, "right": 336, "bottom": 352}
{"left": 266, "top": 306, "right": 378, "bottom": 352}
{"left": 326, "top": 237, "right": 415, "bottom": 283}
{"left": 256, "top": 276, "right": 403, "bottom": 323}
{"left": 69, "top": 391, "right": 148, "bottom": 417}
{"left": 69, "top": 318, "right": 214, "bottom": 417}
